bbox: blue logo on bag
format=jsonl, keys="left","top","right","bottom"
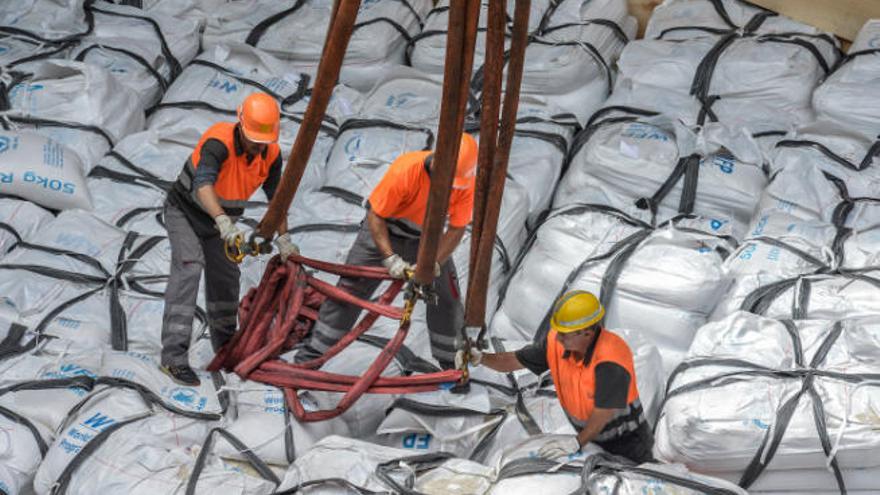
{"left": 0, "top": 136, "right": 9, "bottom": 153}
{"left": 170, "top": 387, "right": 198, "bottom": 405}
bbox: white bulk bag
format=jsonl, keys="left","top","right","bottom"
{"left": 487, "top": 100, "right": 574, "bottom": 225}
{"left": 87, "top": 126, "right": 201, "bottom": 235}
{"left": 655, "top": 312, "right": 880, "bottom": 493}
{"left": 99, "top": 350, "right": 225, "bottom": 418}
{"left": 6, "top": 60, "right": 145, "bottom": 168}
{"left": 607, "top": 33, "right": 837, "bottom": 131}
{"left": 357, "top": 69, "right": 443, "bottom": 126}
{"left": 644, "top": 0, "right": 832, "bottom": 39}
{"left": 151, "top": 43, "right": 311, "bottom": 121}
{"left": 322, "top": 120, "right": 435, "bottom": 196}
{"left": 217, "top": 377, "right": 348, "bottom": 466}
{"left": 758, "top": 123, "right": 880, "bottom": 236}
{"left": 277, "top": 435, "right": 415, "bottom": 492}
{"left": 72, "top": 2, "right": 200, "bottom": 107}
{"left": 0, "top": 35, "right": 70, "bottom": 69}
{"left": 812, "top": 20, "right": 880, "bottom": 137}
{"left": 0, "top": 130, "right": 92, "bottom": 210}
{"left": 711, "top": 210, "right": 837, "bottom": 319}
{"left": 247, "top": 0, "right": 432, "bottom": 91}
{"left": 0, "top": 211, "right": 190, "bottom": 355}
{"left": 33, "top": 387, "right": 154, "bottom": 494}
{"left": 218, "top": 0, "right": 433, "bottom": 92}
{"left": 518, "top": 0, "right": 636, "bottom": 124}
{"left": 0, "top": 0, "right": 87, "bottom": 41}
{"left": 0, "top": 349, "right": 103, "bottom": 445}
{"left": 0, "top": 198, "right": 53, "bottom": 256}
{"left": 587, "top": 459, "right": 748, "bottom": 495}
{"left": 555, "top": 117, "right": 766, "bottom": 237}
{"left": 0, "top": 414, "right": 45, "bottom": 495}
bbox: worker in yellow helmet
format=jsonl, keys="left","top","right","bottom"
{"left": 160, "top": 93, "right": 299, "bottom": 386}
{"left": 457, "top": 290, "right": 654, "bottom": 463}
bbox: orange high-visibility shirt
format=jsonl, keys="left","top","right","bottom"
{"left": 368, "top": 151, "right": 474, "bottom": 228}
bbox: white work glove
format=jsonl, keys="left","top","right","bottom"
{"left": 275, "top": 233, "right": 300, "bottom": 258}
{"left": 434, "top": 261, "right": 442, "bottom": 278}
{"left": 537, "top": 436, "right": 581, "bottom": 460}
{"left": 454, "top": 348, "right": 483, "bottom": 369}
{"left": 382, "top": 254, "right": 413, "bottom": 279}
{"left": 215, "top": 214, "right": 243, "bottom": 246}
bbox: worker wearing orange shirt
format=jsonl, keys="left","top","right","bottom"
{"left": 160, "top": 93, "right": 298, "bottom": 386}
{"left": 297, "top": 134, "right": 479, "bottom": 369}
{"left": 458, "top": 290, "right": 655, "bottom": 463}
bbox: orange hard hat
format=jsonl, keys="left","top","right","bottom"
{"left": 453, "top": 133, "right": 477, "bottom": 189}
{"left": 237, "top": 92, "right": 280, "bottom": 144}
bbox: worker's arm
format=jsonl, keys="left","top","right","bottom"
{"left": 575, "top": 407, "right": 618, "bottom": 448}
{"left": 196, "top": 185, "right": 226, "bottom": 219}
{"left": 367, "top": 210, "right": 395, "bottom": 258}
{"left": 480, "top": 351, "right": 527, "bottom": 373}
{"left": 191, "top": 138, "right": 231, "bottom": 220}
{"left": 436, "top": 225, "right": 466, "bottom": 264}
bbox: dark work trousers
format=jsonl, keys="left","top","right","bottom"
{"left": 297, "top": 221, "right": 462, "bottom": 367}
{"left": 160, "top": 203, "right": 240, "bottom": 367}
{"left": 595, "top": 422, "right": 656, "bottom": 464}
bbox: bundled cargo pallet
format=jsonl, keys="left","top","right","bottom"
{"left": 556, "top": 109, "right": 771, "bottom": 238}
{"left": 0, "top": 210, "right": 198, "bottom": 356}
{"left": 655, "top": 311, "right": 880, "bottom": 493}
{"left": 607, "top": 0, "right": 840, "bottom": 133}
{"left": 201, "top": 0, "right": 432, "bottom": 91}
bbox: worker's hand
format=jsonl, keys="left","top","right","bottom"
{"left": 275, "top": 233, "right": 300, "bottom": 259}
{"left": 454, "top": 348, "right": 482, "bottom": 369}
{"left": 215, "top": 214, "right": 243, "bottom": 246}
{"left": 382, "top": 254, "right": 412, "bottom": 279}
{"left": 537, "top": 436, "right": 581, "bottom": 460}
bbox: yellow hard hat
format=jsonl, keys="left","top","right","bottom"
{"left": 550, "top": 290, "right": 605, "bottom": 334}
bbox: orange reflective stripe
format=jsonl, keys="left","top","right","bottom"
{"left": 546, "top": 329, "right": 639, "bottom": 423}
{"left": 188, "top": 122, "right": 280, "bottom": 202}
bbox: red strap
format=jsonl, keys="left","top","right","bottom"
{"left": 210, "top": 254, "right": 463, "bottom": 422}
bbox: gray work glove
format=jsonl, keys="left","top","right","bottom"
{"left": 215, "top": 214, "right": 243, "bottom": 246}
{"left": 454, "top": 348, "right": 483, "bottom": 369}
{"left": 275, "top": 233, "right": 300, "bottom": 258}
{"left": 537, "top": 436, "right": 581, "bottom": 460}
{"left": 382, "top": 254, "right": 413, "bottom": 279}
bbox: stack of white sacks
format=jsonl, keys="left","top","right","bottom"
{"left": 201, "top": 0, "right": 433, "bottom": 92}
{"left": 410, "top": 0, "right": 635, "bottom": 125}
{"left": 6, "top": 0, "right": 873, "bottom": 493}
{"left": 655, "top": 16, "right": 880, "bottom": 495}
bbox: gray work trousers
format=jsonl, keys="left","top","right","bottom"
{"left": 298, "top": 221, "right": 462, "bottom": 367}
{"left": 161, "top": 203, "right": 240, "bottom": 366}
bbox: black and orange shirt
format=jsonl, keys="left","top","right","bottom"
{"left": 367, "top": 151, "right": 474, "bottom": 238}
{"left": 515, "top": 328, "right": 648, "bottom": 442}
{"left": 168, "top": 122, "right": 281, "bottom": 236}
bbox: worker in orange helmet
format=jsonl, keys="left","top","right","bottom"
{"left": 160, "top": 92, "right": 299, "bottom": 386}
{"left": 296, "top": 134, "right": 479, "bottom": 369}
{"left": 458, "top": 290, "right": 655, "bottom": 464}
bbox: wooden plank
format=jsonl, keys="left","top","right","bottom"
{"left": 744, "top": 0, "right": 880, "bottom": 41}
